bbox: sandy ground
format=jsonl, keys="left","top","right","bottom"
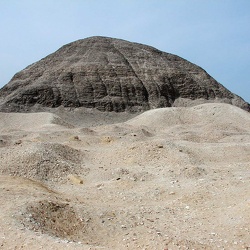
{"left": 0, "top": 103, "right": 249, "bottom": 250}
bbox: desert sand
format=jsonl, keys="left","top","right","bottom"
{"left": 0, "top": 103, "right": 249, "bottom": 249}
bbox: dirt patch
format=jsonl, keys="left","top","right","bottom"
{"left": 179, "top": 165, "right": 207, "bottom": 178}
{"left": 20, "top": 200, "right": 85, "bottom": 241}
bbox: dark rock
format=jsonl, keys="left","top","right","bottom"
{"left": 0, "top": 36, "right": 249, "bottom": 112}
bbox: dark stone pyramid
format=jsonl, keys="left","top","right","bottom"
{"left": 0, "top": 36, "right": 249, "bottom": 112}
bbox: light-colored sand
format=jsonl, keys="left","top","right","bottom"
{"left": 0, "top": 103, "right": 249, "bottom": 249}
{"left": 0, "top": 112, "right": 72, "bottom": 132}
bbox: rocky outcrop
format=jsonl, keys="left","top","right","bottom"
{"left": 0, "top": 36, "right": 249, "bottom": 112}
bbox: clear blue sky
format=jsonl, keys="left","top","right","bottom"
{"left": 1, "top": 0, "right": 249, "bottom": 102}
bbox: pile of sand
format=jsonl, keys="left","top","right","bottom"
{"left": 0, "top": 142, "right": 87, "bottom": 182}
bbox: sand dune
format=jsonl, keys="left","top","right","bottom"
{"left": 0, "top": 103, "right": 249, "bottom": 249}
{"left": 127, "top": 103, "right": 250, "bottom": 130}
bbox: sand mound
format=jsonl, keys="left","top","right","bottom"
{"left": 0, "top": 112, "right": 72, "bottom": 132}
{"left": 0, "top": 142, "right": 87, "bottom": 182}
{"left": 127, "top": 103, "right": 250, "bottom": 130}
{"left": 126, "top": 103, "right": 250, "bottom": 143}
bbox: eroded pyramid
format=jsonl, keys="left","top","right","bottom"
{"left": 0, "top": 36, "right": 249, "bottom": 112}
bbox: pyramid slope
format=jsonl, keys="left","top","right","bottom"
{"left": 0, "top": 36, "right": 249, "bottom": 112}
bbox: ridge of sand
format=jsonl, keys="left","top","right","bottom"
{"left": 0, "top": 112, "right": 72, "bottom": 132}
{"left": 126, "top": 103, "right": 250, "bottom": 130}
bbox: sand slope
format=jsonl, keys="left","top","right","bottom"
{"left": 0, "top": 112, "right": 72, "bottom": 132}
{"left": 0, "top": 103, "right": 249, "bottom": 249}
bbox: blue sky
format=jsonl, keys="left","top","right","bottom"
{"left": 1, "top": 0, "right": 249, "bottom": 102}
